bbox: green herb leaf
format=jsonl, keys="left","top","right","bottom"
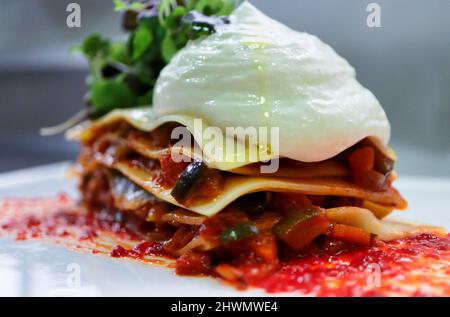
{"left": 90, "top": 79, "right": 136, "bottom": 111}
{"left": 164, "top": 6, "right": 187, "bottom": 29}
{"left": 161, "top": 32, "right": 178, "bottom": 63}
{"left": 81, "top": 33, "right": 110, "bottom": 59}
{"left": 110, "top": 42, "right": 131, "bottom": 65}
{"left": 131, "top": 22, "right": 154, "bottom": 60}
{"left": 75, "top": 0, "right": 239, "bottom": 117}
{"left": 217, "top": 1, "right": 236, "bottom": 15}
{"left": 159, "top": 0, "right": 178, "bottom": 23}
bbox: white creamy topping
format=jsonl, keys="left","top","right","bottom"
{"left": 153, "top": 2, "right": 390, "bottom": 162}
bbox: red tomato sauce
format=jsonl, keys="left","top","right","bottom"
{"left": 0, "top": 194, "right": 139, "bottom": 242}
{"left": 243, "top": 233, "right": 450, "bottom": 296}
{"left": 0, "top": 195, "right": 449, "bottom": 296}
{"left": 111, "top": 241, "right": 171, "bottom": 259}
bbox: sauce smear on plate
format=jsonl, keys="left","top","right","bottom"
{"left": 0, "top": 195, "right": 449, "bottom": 296}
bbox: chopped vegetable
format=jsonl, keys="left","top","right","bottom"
{"left": 90, "top": 80, "right": 137, "bottom": 113}
{"left": 348, "top": 146, "right": 388, "bottom": 191}
{"left": 348, "top": 146, "right": 375, "bottom": 173}
{"left": 375, "top": 153, "right": 395, "bottom": 175}
{"left": 219, "top": 222, "right": 259, "bottom": 244}
{"left": 254, "top": 216, "right": 280, "bottom": 231}
{"left": 362, "top": 138, "right": 396, "bottom": 175}
{"left": 273, "top": 206, "right": 329, "bottom": 250}
{"left": 199, "top": 210, "right": 249, "bottom": 242}
{"left": 359, "top": 170, "right": 388, "bottom": 192}
{"left": 170, "top": 161, "right": 209, "bottom": 204}
{"left": 109, "top": 172, "right": 155, "bottom": 210}
{"left": 329, "top": 224, "right": 372, "bottom": 246}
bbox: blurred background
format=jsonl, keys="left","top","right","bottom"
{"left": 0, "top": 0, "right": 449, "bottom": 176}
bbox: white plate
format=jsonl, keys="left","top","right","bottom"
{"left": 0, "top": 162, "right": 449, "bottom": 297}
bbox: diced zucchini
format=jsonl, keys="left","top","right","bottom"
{"left": 273, "top": 206, "right": 329, "bottom": 250}
{"left": 219, "top": 222, "right": 259, "bottom": 244}
{"left": 171, "top": 161, "right": 209, "bottom": 204}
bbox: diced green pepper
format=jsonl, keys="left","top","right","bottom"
{"left": 273, "top": 206, "right": 329, "bottom": 250}
{"left": 219, "top": 222, "right": 259, "bottom": 244}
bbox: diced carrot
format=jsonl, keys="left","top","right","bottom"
{"left": 348, "top": 146, "right": 375, "bottom": 173}
{"left": 329, "top": 224, "right": 372, "bottom": 246}
{"left": 348, "top": 147, "right": 388, "bottom": 191}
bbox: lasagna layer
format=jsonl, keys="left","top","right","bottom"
{"left": 72, "top": 117, "right": 443, "bottom": 277}
{"left": 75, "top": 120, "right": 407, "bottom": 217}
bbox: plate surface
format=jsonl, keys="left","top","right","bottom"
{"left": 0, "top": 162, "right": 449, "bottom": 297}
